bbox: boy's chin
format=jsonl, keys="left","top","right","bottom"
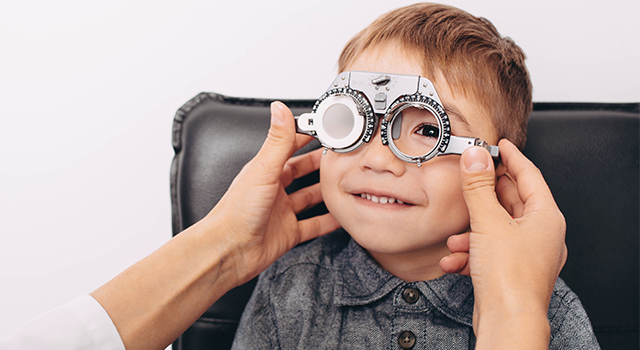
{"left": 345, "top": 227, "right": 449, "bottom": 256}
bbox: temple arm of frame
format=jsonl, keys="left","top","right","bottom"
{"left": 442, "top": 136, "right": 500, "bottom": 157}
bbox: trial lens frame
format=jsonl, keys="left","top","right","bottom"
{"left": 295, "top": 71, "right": 499, "bottom": 167}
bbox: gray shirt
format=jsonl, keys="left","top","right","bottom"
{"left": 232, "top": 229, "right": 600, "bottom": 349}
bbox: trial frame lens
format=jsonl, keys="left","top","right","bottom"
{"left": 385, "top": 101, "right": 446, "bottom": 165}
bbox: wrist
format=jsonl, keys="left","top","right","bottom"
{"left": 190, "top": 213, "right": 265, "bottom": 291}
{"left": 187, "top": 216, "right": 244, "bottom": 292}
{"left": 475, "top": 299, "right": 550, "bottom": 350}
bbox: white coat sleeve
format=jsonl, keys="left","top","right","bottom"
{"left": 0, "top": 295, "right": 125, "bottom": 350}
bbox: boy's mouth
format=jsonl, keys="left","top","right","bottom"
{"left": 357, "top": 193, "right": 411, "bottom": 205}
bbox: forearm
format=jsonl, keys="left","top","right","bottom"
{"left": 90, "top": 218, "right": 243, "bottom": 350}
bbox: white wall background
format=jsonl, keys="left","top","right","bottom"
{"left": 1, "top": 0, "right": 638, "bottom": 342}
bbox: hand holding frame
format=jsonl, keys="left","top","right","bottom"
{"left": 91, "top": 101, "right": 339, "bottom": 350}
{"left": 440, "top": 139, "right": 567, "bottom": 349}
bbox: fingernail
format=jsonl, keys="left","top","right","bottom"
{"left": 464, "top": 146, "right": 490, "bottom": 172}
{"left": 270, "top": 102, "right": 284, "bottom": 126}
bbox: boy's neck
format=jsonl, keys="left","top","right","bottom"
{"left": 367, "top": 242, "right": 450, "bottom": 282}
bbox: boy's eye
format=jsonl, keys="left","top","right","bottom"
{"left": 415, "top": 124, "right": 439, "bottom": 138}
{"left": 392, "top": 107, "right": 442, "bottom": 157}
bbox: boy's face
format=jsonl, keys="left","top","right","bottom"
{"left": 320, "top": 41, "right": 498, "bottom": 278}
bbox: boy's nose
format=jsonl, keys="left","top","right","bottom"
{"left": 358, "top": 127, "right": 406, "bottom": 176}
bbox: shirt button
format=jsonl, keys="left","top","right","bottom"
{"left": 398, "top": 330, "right": 416, "bottom": 349}
{"left": 402, "top": 287, "right": 420, "bottom": 304}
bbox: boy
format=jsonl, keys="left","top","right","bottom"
{"left": 232, "top": 3, "right": 598, "bottom": 349}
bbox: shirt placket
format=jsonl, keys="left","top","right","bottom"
{"left": 389, "top": 282, "right": 472, "bottom": 350}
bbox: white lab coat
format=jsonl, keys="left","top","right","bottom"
{"left": 1, "top": 295, "right": 125, "bottom": 350}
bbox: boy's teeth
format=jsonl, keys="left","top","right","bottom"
{"left": 360, "top": 193, "right": 402, "bottom": 204}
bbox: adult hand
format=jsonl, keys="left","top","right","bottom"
{"left": 439, "top": 139, "right": 567, "bottom": 349}
{"left": 204, "top": 101, "right": 341, "bottom": 287}
{"left": 91, "top": 101, "right": 339, "bottom": 350}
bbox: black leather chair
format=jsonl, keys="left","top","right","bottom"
{"left": 170, "top": 93, "right": 639, "bottom": 350}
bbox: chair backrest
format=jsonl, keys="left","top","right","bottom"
{"left": 170, "top": 93, "right": 639, "bottom": 350}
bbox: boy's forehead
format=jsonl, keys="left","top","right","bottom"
{"left": 345, "top": 42, "right": 424, "bottom": 76}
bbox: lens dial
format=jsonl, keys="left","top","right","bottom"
{"left": 382, "top": 94, "right": 451, "bottom": 164}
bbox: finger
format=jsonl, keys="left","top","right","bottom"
{"left": 298, "top": 213, "right": 341, "bottom": 243}
{"left": 447, "top": 232, "right": 470, "bottom": 253}
{"left": 460, "top": 146, "right": 510, "bottom": 229}
{"left": 498, "top": 140, "right": 558, "bottom": 212}
{"left": 250, "top": 102, "right": 298, "bottom": 181}
{"left": 289, "top": 183, "right": 324, "bottom": 214}
{"left": 281, "top": 148, "right": 323, "bottom": 187}
{"left": 496, "top": 175, "right": 524, "bottom": 217}
{"left": 294, "top": 133, "right": 316, "bottom": 151}
{"left": 440, "top": 252, "right": 470, "bottom": 276}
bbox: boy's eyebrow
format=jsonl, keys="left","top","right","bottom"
{"left": 443, "top": 105, "right": 470, "bottom": 127}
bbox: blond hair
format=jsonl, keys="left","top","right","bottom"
{"left": 338, "top": 3, "right": 532, "bottom": 148}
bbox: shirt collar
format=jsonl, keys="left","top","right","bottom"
{"left": 333, "top": 238, "right": 474, "bottom": 326}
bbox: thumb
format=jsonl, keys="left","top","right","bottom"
{"left": 254, "top": 101, "right": 298, "bottom": 173}
{"left": 460, "top": 146, "right": 504, "bottom": 227}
